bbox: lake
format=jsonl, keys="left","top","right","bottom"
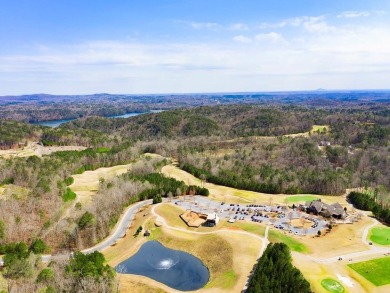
{"left": 115, "top": 241, "right": 209, "bottom": 291}
{"left": 31, "top": 110, "right": 163, "bottom": 128}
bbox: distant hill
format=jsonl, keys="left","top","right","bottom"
{"left": 62, "top": 105, "right": 313, "bottom": 140}
{"left": 1, "top": 90, "right": 390, "bottom": 122}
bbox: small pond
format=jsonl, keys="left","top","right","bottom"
{"left": 115, "top": 241, "right": 209, "bottom": 291}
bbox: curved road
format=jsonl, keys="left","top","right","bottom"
{"left": 40, "top": 199, "right": 152, "bottom": 262}
{"left": 3, "top": 195, "right": 388, "bottom": 269}
{"left": 151, "top": 203, "right": 270, "bottom": 256}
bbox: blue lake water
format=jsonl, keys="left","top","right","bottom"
{"left": 31, "top": 110, "right": 163, "bottom": 128}
{"left": 115, "top": 241, "right": 209, "bottom": 291}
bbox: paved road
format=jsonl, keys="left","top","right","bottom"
{"left": 309, "top": 217, "right": 390, "bottom": 264}
{"left": 176, "top": 196, "right": 328, "bottom": 236}
{"left": 82, "top": 199, "right": 152, "bottom": 254}
{"left": 151, "top": 203, "right": 269, "bottom": 292}
{"left": 39, "top": 199, "right": 152, "bottom": 263}
{"left": 4, "top": 195, "right": 390, "bottom": 270}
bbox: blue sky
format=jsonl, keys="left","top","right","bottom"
{"left": 0, "top": 0, "right": 389, "bottom": 94}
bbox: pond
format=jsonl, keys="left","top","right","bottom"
{"left": 115, "top": 241, "right": 209, "bottom": 291}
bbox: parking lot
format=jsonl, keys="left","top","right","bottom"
{"left": 174, "top": 196, "right": 329, "bottom": 235}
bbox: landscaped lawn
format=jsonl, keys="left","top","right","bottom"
{"left": 286, "top": 195, "right": 319, "bottom": 203}
{"left": 348, "top": 257, "right": 390, "bottom": 286}
{"left": 369, "top": 227, "right": 390, "bottom": 245}
{"left": 268, "top": 229, "right": 309, "bottom": 253}
{"left": 321, "top": 278, "right": 345, "bottom": 293}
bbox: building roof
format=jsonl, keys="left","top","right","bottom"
{"left": 308, "top": 200, "right": 324, "bottom": 213}
{"left": 307, "top": 199, "right": 345, "bottom": 217}
{"left": 207, "top": 212, "right": 219, "bottom": 221}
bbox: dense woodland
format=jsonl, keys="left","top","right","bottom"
{"left": 1, "top": 242, "right": 115, "bottom": 293}
{"left": 247, "top": 243, "right": 312, "bottom": 293}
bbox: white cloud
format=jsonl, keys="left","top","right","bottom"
{"left": 190, "top": 22, "right": 221, "bottom": 29}
{"left": 255, "top": 32, "right": 285, "bottom": 43}
{"left": 337, "top": 11, "right": 371, "bottom": 18}
{"left": 233, "top": 35, "right": 252, "bottom": 43}
{"left": 1, "top": 20, "right": 390, "bottom": 94}
{"left": 259, "top": 15, "right": 334, "bottom": 34}
{"left": 337, "top": 10, "right": 387, "bottom": 18}
{"left": 302, "top": 16, "right": 334, "bottom": 33}
{"left": 229, "top": 23, "right": 249, "bottom": 31}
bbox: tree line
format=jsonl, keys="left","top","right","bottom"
{"left": 348, "top": 191, "right": 390, "bottom": 225}
{"left": 247, "top": 242, "right": 312, "bottom": 293}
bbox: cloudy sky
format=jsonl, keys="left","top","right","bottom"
{"left": 0, "top": 0, "right": 389, "bottom": 95}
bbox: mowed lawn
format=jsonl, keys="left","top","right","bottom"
{"left": 321, "top": 278, "right": 345, "bottom": 293}
{"left": 369, "top": 227, "right": 390, "bottom": 245}
{"left": 268, "top": 229, "right": 309, "bottom": 253}
{"left": 286, "top": 195, "right": 319, "bottom": 203}
{"left": 348, "top": 257, "right": 390, "bottom": 286}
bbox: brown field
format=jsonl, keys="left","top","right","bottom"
{"left": 0, "top": 142, "right": 86, "bottom": 159}
{"left": 69, "top": 163, "right": 135, "bottom": 204}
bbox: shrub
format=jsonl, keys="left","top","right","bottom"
{"left": 78, "top": 212, "right": 95, "bottom": 229}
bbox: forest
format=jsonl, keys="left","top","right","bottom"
{"left": 347, "top": 191, "right": 390, "bottom": 225}
{"left": 1, "top": 90, "right": 390, "bottom": 122}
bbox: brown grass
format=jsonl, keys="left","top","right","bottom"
{"left": 105, "top": 202, "right": 262, "bottom": 293}
{"left": 162, "top": 165, "right": 349, "bottom": 205}
{"left": 298, "top": 216, "right": 372, "bottom": 258}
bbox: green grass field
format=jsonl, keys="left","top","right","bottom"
{"left": 286, "top": 195, "right": 319, "bottom": 203}
{"left": 348, "top": 257, "right": 390, "bottom": 286}
{"left": 268, "top": 229, "right": 309, "bottom": 253}
{"left": 369, "top": 227, "right": 390, "bottom": 245}
{"left": 321, "top": 278, "right": 345, "bottom": 293}
{"left": 231, "top": 222, "right": 266, "bottom": 237}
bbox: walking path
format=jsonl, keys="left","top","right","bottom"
{"left": 151, "top": 203, "right": 269, "bottom": 292}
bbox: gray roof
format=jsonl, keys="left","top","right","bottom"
{"left": 308, "top": 199, "right": 345, "bottom": 216}
{"left": 309, "top": 200, "right": 324, "bottom": 213}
